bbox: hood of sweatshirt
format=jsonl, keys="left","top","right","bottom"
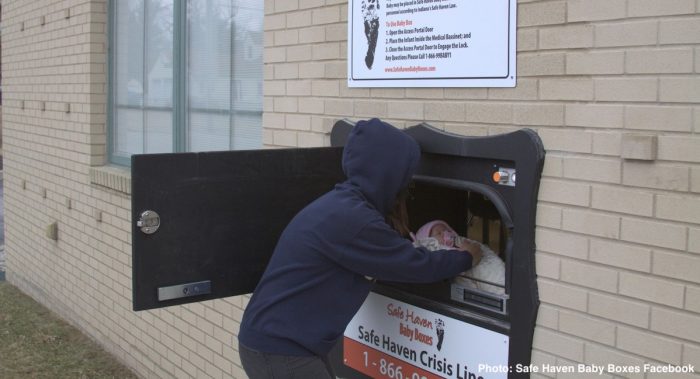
{"left": 341, "top": 118, "right": 421, "bottom": 216}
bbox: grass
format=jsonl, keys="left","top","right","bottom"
{"left": 0, "top": 282, "right": 138, "bottom": 379}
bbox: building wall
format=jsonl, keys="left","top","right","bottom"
{"left": 1, "top": 1, "right": 699, "bottom": 379}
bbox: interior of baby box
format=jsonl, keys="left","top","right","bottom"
{"left": 389, "top": 178, "right": 511, "bottom": 318}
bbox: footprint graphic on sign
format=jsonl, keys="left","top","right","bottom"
{"left": 436, "top": 319, "right": 445, "bottom": 351}
{"left": 361, "top": 0, "right": 380, "bottom": 69}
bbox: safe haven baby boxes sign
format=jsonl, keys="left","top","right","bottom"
{"left": 348, "top": 0, "right": 517, "bottom": 87}
{"left": 344, "top": 292, "right": 509, "bottom": 379}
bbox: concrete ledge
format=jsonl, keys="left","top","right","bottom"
{"left": 89, "top": 165, "right": 131, "bottom": 194}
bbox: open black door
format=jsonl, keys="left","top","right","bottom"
{"left": 132, "top": 147, "right": 344, "bottom": 311}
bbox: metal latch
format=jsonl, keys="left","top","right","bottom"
{"left": 136, "top": 210, "right": 160, "bottom": 234}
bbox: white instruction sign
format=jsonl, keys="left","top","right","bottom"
{"left": 348, "top": 0, "right": 516, "bottom": 87}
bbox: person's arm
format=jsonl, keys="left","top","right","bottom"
{"left": 328, "top": 219, "right": 474, "bottom": 283}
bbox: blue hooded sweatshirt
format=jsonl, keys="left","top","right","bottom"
{"left": 238, "top": 118, "right": 473, "bottom": 357}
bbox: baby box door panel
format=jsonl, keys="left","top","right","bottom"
{"left": 131, "top": 147, "right": 345, "bottom": 311}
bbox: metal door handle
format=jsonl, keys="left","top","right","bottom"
{"left": 137, "top": 210, "right": 160, "bottom": 234}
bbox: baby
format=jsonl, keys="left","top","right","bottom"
{"left": 412, "top": 220, "right": 505, "bottom": 295}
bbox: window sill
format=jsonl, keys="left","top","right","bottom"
{"left": 90, "top": 165, "right": 131, "bottom": 195}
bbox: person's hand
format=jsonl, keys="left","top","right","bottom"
{"left": 457, "top": 239, "right": 482, "bottom": 266}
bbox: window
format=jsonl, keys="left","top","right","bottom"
{"left": 109, "top": 0, "right": 263, "bottom": 165}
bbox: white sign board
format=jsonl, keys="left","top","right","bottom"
{"left": 344, "top": 292, "right": 509, "bottom": 379}
{"left": 348, "top": 0, "right": 516, "bottom": 87}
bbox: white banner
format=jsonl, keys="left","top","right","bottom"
{"left": 348, "top": 0, "right": 516, "bottom": 87}
{"left": 343, "top": 292, "right": 509, "bottom": 379}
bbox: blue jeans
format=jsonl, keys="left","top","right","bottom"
{"left": 239, "top": 343, "right": 334, "bottom": 379}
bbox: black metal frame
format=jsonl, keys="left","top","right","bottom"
{"left": 331, "top": 119, "right": 545, "bottom": 378}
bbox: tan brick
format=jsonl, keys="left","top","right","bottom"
{"left": 265, "top": 14, "right": 286, "bottom": 30}
{"left": 274, "top": 29, "right": 299, "bottom": 46}
{"left": 299, "top": 25, "right": 325, "bottom": 43}
{"left": 324, "top": 24, "right": 346, "bottom": 42}
{"left": 625, "top": 105, "right": 693, "bottom": 132}
{"left": 425, "top": 102, "right": 465, "bottom": 122}
{"left": 443, "top": 123, "right": 489, "bottom": 137}
{"left": 312, "top": 7, "right": 339, "bottom": 25}
{"left": 518, "top": 1, "right": 566, "bottom": 27}
{"left": 533, "top": 327, "right": 585, "bottom": 361}
{"left": 274, "top": 63, "right": 299, "bottom": 79}
{"left": 536, "top": 252, "right": 560, "bottom": 280}
{"left": 539, "top": 178, "right": 590, "bottom": 207}
{"left": 542, "top": 154, "right": 563, "bottom": 177}
{"left": 566, "top": 51, "right": 624, "bottom": 75}
{"left": 621, "top": 217, "right": 687, "bottom": 250}
{"left": 568, "top": 0, "right": 626, "bottom": 22}
{"left": 299, "top": 61, "right": 325, "bottom": 78}
{"left": 687, "top": 286, "right": 700, "bottom": 313}
{"left": 658, "top": 136, "right": 700, "bottom": 163}
{"left": 566, "top": 104, "right": 624, "bottom": 128}
{"left": 518, "top": 53, "right": 566, "bottom": 77}
{"left": 535, "top": 306, "right": 559, "bottom": 330}
{"left": 590, "top": 239, "right": 652, "bottom": 272}
{"left": 354, "top": 100, "right": 387, "bottom": 118}
{"left": 297, "top": 131, "right": 326, "bottom": 147}
{"left": 629, "top": 0, "right": 696, "bottom": 17}
{"left": 387, "top": 101, "right": 423, "bottom": 120}
{"left": 660, "top": 18, "right": 700, "bottom": 44}
{"left": 536, "top": 204, "right": 562, "bottom": 229}
{"left": 619, "top": 272, "right": 685, "bottom": 307}
{"left": 617, "top": 326, "right": 683, "bottom": 364}
{"left": 464, "top": 102, "right": 512, "bottom": 124}
{"left": 273, "top": 97, "right": 298, "bottom": 113}
{"left": 695, "top": 107, "right": 700, "bottom": 133}
{"left": 584, "top": 344, "right": 646, "bottom": 379}
{"left": 539, "top": 24, "right": 594, "bottom": 50}
{"left": 286, "top": 10, "right": 312, "bottom": 28}
{"left": 285, "top": 114, "right": 311, "bottom": 131}
{"left": 298, "top": 98, "right": 324, "bottom": 114}
{"left": 559, "top": 310, "right": 616, "bottom": 345}
{"left": 489, "top": 79, "right": 538, "bottom": 101}
{"left": 324, "top": 99, "right": 353, "bottom": 116}
{"left": 540, "top": 79, "right": 594, "bottom": 101}
{"left": 539, "top": 128, "right": 592, "bottom": 152}
{"left": 622, "top": 161, "right": 689, "bottom": 192}
{"left": 286, "top": 80, "right": 311, "bottom": 96}
{"left": 653, "top": 251, "right": 700, "bottom": 284}
{"left": 562, "top": 208, "right": 620, "bottom": 239}
{"left": 691, "top": 228, "right": 700, "bottom": 254}
{"left": 286, "top": 45, "right": 312, "bottom": 61}
{"left": 657, "top": 194, "right": 700, "bottom": 224}
{"left": 272, "top": 130, "right": 297, "bottom": 146}
{"left": 517, "top": 29, "right": 538, "bottom": 52}
{"left": 683, "top": 342, "right": 700, "bottom": 367}
{"left": 443, "top": 88, "right": 487, "bottom": 100}
{"left": 561, "top": 259, "right": 618, "bottom": 292}
{"left": 627, "top": 48, "right": 694, "bottom": 74}
{"left": 591, "top": 185, "right": 653, "bottom": 217}
{"left": 311, "top": 80, "right": 340, "bottom": 97}
{"left": 595, "top": 20, "right": 658, "bottom": 47}
{"left": 513, "top": 104, "right": 564, "bottom": 127}
{"left": 265, "top": 46, "right": 286, "bottom": 63}
{"left": 406, "top": 89, "right": 444, "bottom": 99}
{"left": 538, "top": 278, "right": 588, "bottom": 311}
{"left": 595, "top": 78, "right": 658, "bottom": 102}
{"left": 621, "top": 133, "right": 657, "bottom": 161}
{"left": 589, "top": 292, "right": 649, "bottom": 327}
{"left": 660, "top": 77, "right": 700, "bottom": 103}
{"left": 275, "top": 0, "right": 298, "bottom": 12}
{"left": 651, "top": 307, "right": 700, "bottom": 341}
{"left": 563, "top": 156, "right": 621, "bottom": 184}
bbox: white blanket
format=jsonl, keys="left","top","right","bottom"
{"left": 414, "top": 236, "right": 505, "bottom": 295}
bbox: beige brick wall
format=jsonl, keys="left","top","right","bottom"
{"left": 2, "top": 0, "right": 700, "bottom": 379}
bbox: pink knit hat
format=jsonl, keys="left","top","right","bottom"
{"left": 412, "top": 220, "right": 458, "bottom": 247}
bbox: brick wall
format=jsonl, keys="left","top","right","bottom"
{"left": 1, "top": 0, "right": 699, "bottom": 378}
{"left": 263, "top": 1, "right": 700, "bottom": 378}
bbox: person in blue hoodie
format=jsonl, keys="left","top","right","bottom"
{"left": 238, "top": 118, "right": 480, "bottom": 378}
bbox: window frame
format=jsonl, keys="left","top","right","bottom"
{"left": 108, "top": 0, "right": 260, "bottom": 166}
